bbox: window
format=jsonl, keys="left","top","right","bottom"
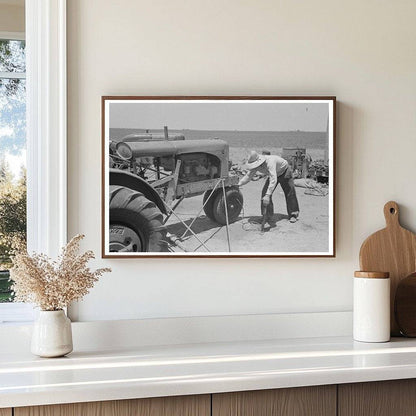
{"left": 0, "top": 1, "right": 67, "bottom": 324}
{"left": 0, "top": 34, "right": 26, "bottom": 307}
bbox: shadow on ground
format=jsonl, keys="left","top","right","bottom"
{"left": 246, "top": 213, "right": 289, "bottom": 225}
{"left": 166, "top": 216, "right": 221, "bottom": 237}
{"left": 166, "top": 212, "right": 290, "bottom": 238}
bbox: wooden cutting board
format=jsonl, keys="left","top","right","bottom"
{"left": 359, "top": 201, "right": 416, "bottom": 335}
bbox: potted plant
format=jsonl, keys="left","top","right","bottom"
{"left": 10, "top": 235, "right": 110, "bottom": 357}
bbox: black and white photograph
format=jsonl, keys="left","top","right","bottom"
{"left": 102, "top": 97, "right": 335, "bottom": 257}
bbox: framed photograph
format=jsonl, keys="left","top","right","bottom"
{"left": 102, "top": 96, "right": 336, "bottom": 258}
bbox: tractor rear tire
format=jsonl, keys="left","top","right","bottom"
{"left": 212, "top": 187, "right": 243, "bottom": 225}
{"left": 109, "top": 185, "right": 167, "bottom": 252}
{"left": 202, "top": 189, "right": 221, "bottom": 221}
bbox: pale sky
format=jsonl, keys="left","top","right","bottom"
{"left": 4, "top": 150, "right": 25, "bottom": 182}
{"left": 0, "top": 125, "right": 26, "bottom": 181}
{"left": 109, "top": 101, "right": 329, "bottom": 132}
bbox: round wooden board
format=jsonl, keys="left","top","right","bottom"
{"left": 359, "top": 201, "right": 416, "bottom": 336}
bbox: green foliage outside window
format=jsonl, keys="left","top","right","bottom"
{"left": 0, "top": 39, "right": 26, "bottom": 302}
{"left": 0, "top": 161, "right": 26, "bottom": 302}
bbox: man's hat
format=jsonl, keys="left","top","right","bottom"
{"left": 245, "top": 151, "right": 266, "bottom": 170}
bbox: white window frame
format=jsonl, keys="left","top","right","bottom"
{"left": 0, "top": 32, "right": 24, "bottom": 40}
{"left": 0, "top": 0, "right": 67, "bottom": 323}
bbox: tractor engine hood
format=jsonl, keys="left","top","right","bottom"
{"left": 120, "top": 133, "right": 185, "bottom": 142}
{"left": 116, "top": 139, "right": 228, "bottom": 159}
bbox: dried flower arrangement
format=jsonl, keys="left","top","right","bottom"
{"left": 10, "top": 235, "right": 111, "bottom": 311}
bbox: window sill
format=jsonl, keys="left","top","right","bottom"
{"left": 0, "top": 303, "right": 35, "bottom": 324}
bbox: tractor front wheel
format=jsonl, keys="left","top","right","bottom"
{"left": 202, "top": 189, "right": 220, "bottom": 222}
{"left": 109, "top": 186, "right": 167, "bottom": 252}
{"left": 212, "top": 187, "right": 243, "bottom": 225}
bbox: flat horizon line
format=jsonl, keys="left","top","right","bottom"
{"left": 110, "top": 127, "right": 328, "bottom": 134}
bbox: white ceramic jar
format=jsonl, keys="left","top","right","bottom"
{"left": 31, "top": 310, "right": 73, "bottom": 357}
{"left": 353, "top": 271, "right": 390, "bottom": 343}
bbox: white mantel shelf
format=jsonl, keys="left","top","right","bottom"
{"left": 2, "top": 336, "right": 416, "bottom": 408}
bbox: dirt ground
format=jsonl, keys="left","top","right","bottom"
{"left": 165, "top": 178, "right": 330, "bottom": 254}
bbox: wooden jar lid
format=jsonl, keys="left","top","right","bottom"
{"left": 354, "top": 271, "right": 390, "bottom": 279}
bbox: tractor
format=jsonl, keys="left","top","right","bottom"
{"left": 108, "top": 128, "right": 243, "bottom": 253}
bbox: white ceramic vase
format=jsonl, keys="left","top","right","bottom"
{"left": 31, "top": 310, "right": 73, "bottom": 358}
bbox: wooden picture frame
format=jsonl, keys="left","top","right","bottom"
{"left": 102, "top": 96, "right": 336, "bottom": 258}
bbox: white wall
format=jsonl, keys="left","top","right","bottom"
{"left": 67, "top": 0, "right": 416, "bottom": 322}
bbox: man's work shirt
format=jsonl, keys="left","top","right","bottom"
{"left": 239, "top": 155, "right": 289, "bottom": 196}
